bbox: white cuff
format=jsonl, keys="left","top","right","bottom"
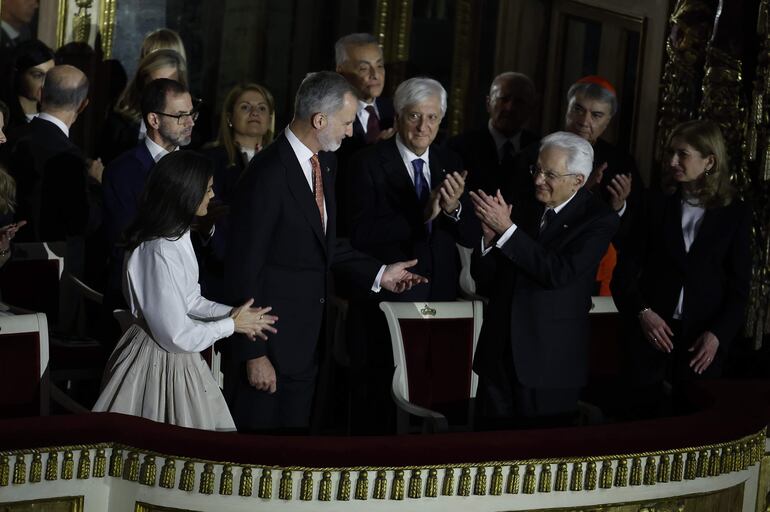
{"left": 495, "top": 223, "right": 518, "bottom": 248}
{"left": 371, "top": 265, "right": 386, "bottom": 293}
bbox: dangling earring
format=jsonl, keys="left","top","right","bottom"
{"left": 704, "top": 166, "right": 712, "bottom": 176}
{"left": 227, "top": 118, "right": 233, "bottom": 128}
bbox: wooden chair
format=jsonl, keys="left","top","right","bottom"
{"left": 379, "top": 301, "right": 483, "bottom": 433}
{"left": 0, "top": 312, "right": 50, "bottom": 417}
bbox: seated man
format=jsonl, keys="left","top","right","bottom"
{"left": 470, "top": 131, "right": 618, "bottom": 428}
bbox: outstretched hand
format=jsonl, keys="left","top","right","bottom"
{"left": 381, "top": 259, "right": 429, "bottom": 293}
{"left": 231, "top": 299, "right": 278, "bottom": 340}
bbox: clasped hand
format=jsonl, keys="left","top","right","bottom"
{"left": 424, "top": 170, "right": 468, "bottom": 222}
{"left": 639, "top": 309, "right": 718, "bottom": 374}
{"left": 469, "top": 189, "right": 513, "bottom": 245}
{"left": 230, "top": 298, "right": 278, "bottom": 341}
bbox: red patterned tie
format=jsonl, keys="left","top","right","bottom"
{"left": 364, "top": 105, "right": 381, "bottom": 144}
{"left": 310, "top": 154, "right": 325, "bottom": 228}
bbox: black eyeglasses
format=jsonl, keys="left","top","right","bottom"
{"left": 529, "top": 164, "right": 578, "bottom": 181}
{"left": 154, "top": 110, "right": 199, "bottom": 124}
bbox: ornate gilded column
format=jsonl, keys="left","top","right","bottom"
{"left": 654, "top": 0, "right": 716, "bottom": 164}
{"left": 374, "top": 0, "right": 412, "bottom": 93}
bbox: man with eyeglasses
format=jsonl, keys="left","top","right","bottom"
{"left": 469, "top": 131, "right": 618, "bottom": 429}
{"left": 344, "top": 77, "right": 479, "bottom": 432}
{"left": 101, "top": 78, "right": 196, "bottom": 319}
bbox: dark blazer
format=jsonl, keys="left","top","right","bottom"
{"left": 97, "top": 111, "right": 141, "bottom": 166}
{"left": 335, "top": 96, "right": 395, "bottom": 235}
{"left": 472, "top": 188, "right": 619, "bottom": 389}
{"left": 102, "top": 142, "right": 155, "bottom": 247}
{"left": 9, "top": 117, "right": 93, "bottom": 242}
{"left": 223, "top": 132, "right": 381, "bottom": 425}
{"left": 610, "top": 189, "right": 751, "bottom": 379}
{"left": 348, "top": 137, "right": 478, "bottom": 301}
{"left": 445, "top": 126, "right": 539, "bottom": 195}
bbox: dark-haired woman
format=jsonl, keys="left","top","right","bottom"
{"left": 93, "top": 151, "right": 277, "bottom": 430}
{"left": 0, "top": 40, "right": 54, "bottom": 134}
{"left": 611, "top": 120, "right": 751, "bottom": 414}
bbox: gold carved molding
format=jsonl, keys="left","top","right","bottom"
{"left": 373, "top": 0, "right": 412, "bottom": 64}
{"left": 99, "top": 0, "right": 118, "bottom": 58}
{"left": 447, "top": 0, "right": 472, "bottom": 137}
{"left": 0, "top": 429, "right": 764, "bottom": 503}
{"left": 0, "top": 496, "right": 84, "bottom": 512}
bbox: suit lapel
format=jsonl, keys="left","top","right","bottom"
{"left": 381, "top": 139, "right": 420, "bottom": 207}
{"left": 428, "top": 146, "right": 449, "bottom": 189}
{"left": 663, "top": 194, "right": 687, "bottom": 268}
{"left": 538, "top": 189, "right": 589, "bottom": 245}
{"left": 320, "top": 151, "right": 336, "bottom": 244}
{"left": 278, "top": 136, "right": 326, "bottom": 248}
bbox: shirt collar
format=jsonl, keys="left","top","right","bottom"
{"left": 285, "top": 126, "right": 315, "bottom": 163}
{"left": 1, "top": 21, "right": 20, "bottom": 40}
{"left": 145, "top": 136, "right": 176, "bottom": 162}
{"left": 550, "top": 189, "right": 579, "bottom": 215}
{"left": 37, "top": 113, "right": 69, "bottom": 137}
{"left": 358, "top": 99, "right": 378, "bottom": 117}
{"left": 487, "top": 119, "right": 521, "bottom": 153}
{"left": 395, "top": 134, "right": 430, "bottom": 168}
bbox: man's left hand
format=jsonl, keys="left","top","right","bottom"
{"left": 470, "top": 189, "right": 513, "bottom": 235}
{"left": 439, "top": 170, "right": 468, "bottom": 214}
{"left": 689, "top": 331, "right": 719, "bottom": 374}
{"left": 381, "top": 259, "right": 429, "bottom": 293}
{"left": 607, "top": 173, "right": 632, "bottom": 212}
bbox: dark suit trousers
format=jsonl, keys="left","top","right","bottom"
{"left": 475, "top": 342, "right": 580, "bottom": 429}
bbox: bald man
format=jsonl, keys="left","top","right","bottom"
{"left": 445, "top": 72, "right": 539, "bottom": 198}
{"left": 10, "top": 64, "right": 102, "bottom": 242}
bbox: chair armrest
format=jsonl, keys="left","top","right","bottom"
{"left": 50, "top": 383, "right": 90, "bottom": 414}
{"left": 391, "top": 373, "right": 449, "bottom": 432}
{"left": 65, "top": 273, "right": 104, "bottom": 305}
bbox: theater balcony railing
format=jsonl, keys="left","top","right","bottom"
{"left": 0, "top": 380, "right": 769, "bottom": 511}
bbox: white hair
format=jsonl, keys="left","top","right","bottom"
{"left": 393, "top": 77, "right": 447, "bottom": 117}
{"left": 539, "top": 131, "right": 594, "bottom": 179}
{"left": 334, "top": 33, "right": 380, "bottom": 67}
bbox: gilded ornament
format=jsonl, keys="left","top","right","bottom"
{"left": 219, "top": 464, "right": 233, "bottom": 496}
{"left": 178, "top": 461, "right": 195, "bottom": 492}
{"left": 643, "top": 456, "right": 656, "bottom": 485}
{"left": 355, "top": 470, "right": 368, "bottom": 500}
{"left": 337, "top": 469, "right": 351, "bottom": 501}
{"left": 474, "top": 466, "right": 487, "bottom": 496}
{"left": 615, "top": 458, "right": 628, "bottom": 487}
{"left": 630, "top": 457, "right": 642, "bottom": 486}
{"left": 318, "top": 470, "right": 332, "bottom": 501}
{"left": 258, "top": 467, "right": 272, "bottom": 499}
{"left": 77, "top": 449, "right": 90, "bottom": 480}
{"left": 458, "top": 467, "right": 471, "bottom": 496}
{"left": 240, "top": 467, "right": 253, "bottom": 497}
{"left": 93, "top": 448, "right": 106, "bottom": 478}
{"left": 73, "top": 0, "right": 92, "bottom": 42}
{"left": 124, "top": 451, "right": 139, "bottom": 482}
{"left": 408, "top": 469, "right": 422, "bottom": 498}
{"left": 696, "top": 450, "right": 708, "bottom": 478}
{"left": 708, "top": 448, "right": 720, "bottom": 476}
{"left": 29, "top": 452, "right": 42, "bottom": 483}
{"left": 391, "top": 469, "right": 405, "bottom": 500}
{"left": 45, "top": 451, "right": 58, "bottom": 481}
{"left": 554, "top": 462, "right": 567, "bottom": 492}
{"left": 62, "top": 450, "right": 74, "bottom": 480}
{"left": 426, "top": 468, "right": 438, "bottom": 497}
{"left": 523, "top": 464, "right": 536, "bottom": 494}
{"left": 159, "top": 458, "right": 176, "bottom": 489}
{"left": 373, "top": 469, "right": 387, "bottom": 499}
{"left": 570, "top": 462, "right": 583, "bottom": 491}
{"left": 139, "top": 455, "right": 156, "bottom": 486}
{"left": 599, "top": 460, "right": 613, "bottom": 489}
{"left": 12, "top": 454, "right": 25, "bottom": 485}
{"left": 109, "top": 448, "right": 123, "bottom": 477}
{"left": 490, "top": 465, "right": 503, "bottom": 495}
{"left": 657, "top": 454, "right": 670, "bottom": 483}
{"left": 279, "top": 469, "right": 292, "bottom": 500}
{"left": 585, "top": 461, "right": 597, "bottom": 491}
{"left": 538, "top": 463, "right": 552, "bottom": 493}
{"left": 506, "top": 465, "right": 520, "bottom": 494}
{"left": 300, "top": 470, "right": 313, "bottom": 501}
{"left": 442, "top": 467, "right": 454, "bottom": 496}
{"left": 0, "top": 455, "right": 8, "bottom": 486}
{"left": 199, "top": 463, "right": 215, "bottom": 495}
{"left": 671, "top": 453, "right": 684, "bottom": 481}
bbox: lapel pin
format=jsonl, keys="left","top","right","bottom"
{"left": 563, "top": 224, "right": 568, "bottom": 229}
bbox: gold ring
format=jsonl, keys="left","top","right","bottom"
{"left": 259, "top": 315, "right": 263, "bottom": 320}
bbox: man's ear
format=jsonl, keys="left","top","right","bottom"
{"left": 311, "top": 112, "right": 326, "bottom": 130}
{"left": 77, "top": 97, "right": 89, "bottom": 114}
{"left": 574, "top": 174, "right": 586, "bottom": 188}
{"left": 146, "top": 112, "right": 161, "bottom": 130}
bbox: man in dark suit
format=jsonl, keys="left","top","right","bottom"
{"left": 445, "top": 72, "right": 538, "bottom": 197}
{"left": 223, "top": 71, "right": 426, "bottom": 431}
{"left": 0, "top": 0, "right": 37, "bottom": 50}
{"left": 334, "top": 33, "right": 395, "bottom": 235}
{"left": 470, "top": 131, "right": 619, "bottom": 428}
{"left": 101, "top": 78, "right": 196, "bottom": 311}
{"left": 10, "top": 64, "right": 101, "bottom": 243}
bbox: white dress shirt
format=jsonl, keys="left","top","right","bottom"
{"left": 145, "top": 136, "right": 176, "bottom": 162}
{"left": 37, "top": 112, "right": 69, "bottom": 137}
{"left": 125, "top": 231, "right": 234, "bottom": 353}
{"left": 395, "top": 134, "right": 431, "bottom": 185}
{"left": 672, "top": 199, "right": 706, "bottom": 319}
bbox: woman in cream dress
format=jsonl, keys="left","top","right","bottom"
{"left": 93, "top": 151, "right": 277, "bottom": 430}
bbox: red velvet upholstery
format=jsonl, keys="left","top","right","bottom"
{"left": 0, "top": 260, "right": 60, "bottom": 322}
{"left": 399, "top": 318, "right": 474, "bottom": 415}
{"left": 588, "top": 313, "right": 622, "bottom": 380}
{"left": 0, "top": 332, "right": 41, "bottom": 418}
{"left": 0, "top": 381, "right": 766, "bottom": 468}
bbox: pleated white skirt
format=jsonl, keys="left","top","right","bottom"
{"left": 92, "top": 324, "right": 235, "bottom": 432}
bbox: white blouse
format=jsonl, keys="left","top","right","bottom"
{"left": 124, "top": 231, "right": 235, "bottom": 353}
{"left": 672, "top": 200, "right": 706, "bottom": 319}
